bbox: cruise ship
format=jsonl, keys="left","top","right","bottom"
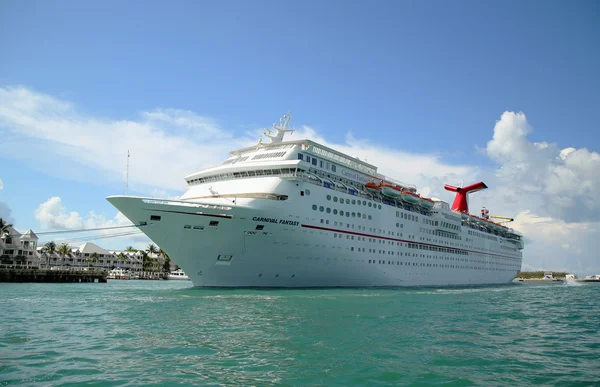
{"left": 108, "top": 115, "right": 523, "bottom": 287}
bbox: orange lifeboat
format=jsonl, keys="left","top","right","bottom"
{"left": 420, "top": 197, "right": 434, "bottom": 209}
{"left": 365, "top": 182, "right": 381, "bottom": 194}
{"left": 401, "top": 190, "right": 420, "bottom": 203}
{"left": 379, "top": 183, "right": 402, "bottom": 198}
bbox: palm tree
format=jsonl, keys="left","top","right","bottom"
{"left": 0, "top": 218, "right": 13, "bottom": 257}
{"left": 43, "top": 241, "right": 57, "bottom": 268}
{"left": 57, "top": 243, "right": 70, "bottom": 267}
{"left": 125, "top": 246, "right": 137, "bottom": 252}
{"left": 141, "top": 251, "right": 153, "bottom": 274}
{"left": 0, "top": 218, "right": 12, "bottom": 238}
{"left": 145, "top": 243, "right": 158, "bottom": 256}
{"left": 87, "top": 252, "right": 99, "bottom": 270}
{"left": 118, "top": 252, "right": 128, "bottom": 268}
{"left": 159, "top": 248, "right": 171, "bottom": 273}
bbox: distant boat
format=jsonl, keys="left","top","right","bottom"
{"left": 107, "top": 268, "right": 130, "bottom": 280}
{"left": 167, "top": 269, "right": 190, "bottom": 280}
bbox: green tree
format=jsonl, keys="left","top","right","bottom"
{"left": 159, "top": 248, "right": 171, "bottom": 273}
{"left": 43, "top": 241, "right": 57, "bottom": 268}
{"left": 125, "top": 246, "right": 137, "bottom": 252}
{"left": 117, "top": 252, "right": 128, "bottom": 268}
{"left": 87, "top": 252, "right": 99, "bottom": 269}
{"left": 145, "top": 243, "right": 158, "bottom": 256}
{"left": 0, "top": 218, "right": 12, "bottom": 239}
{"left": 57, "top": 243, "right": 70, "bottom": 266}
{"left": 141, "top": 251, "right": 153, "bottom": 271}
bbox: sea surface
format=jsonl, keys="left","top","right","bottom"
{"left": 0, "top": 280, "right": 598, "bottom": 387}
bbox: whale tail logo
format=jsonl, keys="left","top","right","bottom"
{"left": 444, "top": 182, "right": 488, "bottom": 213}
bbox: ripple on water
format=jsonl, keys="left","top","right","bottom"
{"left": 1, "top": 282, "right": 599, "bottom": 386}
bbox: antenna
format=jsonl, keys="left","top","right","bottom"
{"left": 262, "top": 113, "right": 294, "bottom": 144}
{"left": 126, "top": 150, "right": 130, "bottom": 195}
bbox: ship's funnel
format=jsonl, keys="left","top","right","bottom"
{"left": 444, "top": 182, "right": 488, "bottom": 213}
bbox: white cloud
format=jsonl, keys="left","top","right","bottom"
{"left": 34, "top": 196, "right": 150, "bottom": 248}
{"left": 485, "top": 111, "right": 600, "bottom": 223}
{"left": 0, "top": 178, "right": 3, "bottom": 190}
{"left": 0, "top": 86, "right": 258, "bottom": 192}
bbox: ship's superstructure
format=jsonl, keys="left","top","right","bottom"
{"left": 108, "top": 115, "right": 523, "bottom": 287}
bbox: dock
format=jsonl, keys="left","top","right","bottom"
{"left": 0, "top": 267, "right": 107, "bottom": 283}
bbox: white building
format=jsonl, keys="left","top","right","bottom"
{"left": 0, "top": 227, "right": 39, "bottom": 266}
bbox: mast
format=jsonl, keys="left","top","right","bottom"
{"left": 126, "top": 150, "right": 130, "bottom": 195}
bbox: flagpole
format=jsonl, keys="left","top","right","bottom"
{"left": 126, "top": 150, "right": 130, "bottom": 195}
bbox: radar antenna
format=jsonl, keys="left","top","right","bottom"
{"left": 262, "top": 113, "right": 294, "bottom": 144}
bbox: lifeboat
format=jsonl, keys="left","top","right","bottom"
{"left": 420, "top": 197, "right": 434, "bottom": 209}
{"left": 401, "top": 190, "right": 420, "bottom": 204}
{"left": 365, "top": 182, "right": 381, "bottom": 194}
{"left": 379, "top": 183, "right": 402, "bottom": 198}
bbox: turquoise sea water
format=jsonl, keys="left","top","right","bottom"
{"left": 1, "top": 281, "right": 599, "bottom": 386}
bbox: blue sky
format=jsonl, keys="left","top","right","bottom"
{"left": 1, "top": 1, "right": 599, "bottom": 273}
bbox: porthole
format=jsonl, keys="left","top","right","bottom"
{"left": 368, "top": 215, "right": 372, "bottom": 220}
{"left": 368, "top": 203, "right": 372, "bottom": 207}
{"left": 319, "top": 206, "right": 324, "bottom": 212}
{"left": 363, "top": 214, "right": 366, "bottom": 219}
{"left": 357, "top": 212, "right": 361, "bottom": 218}
{"left": 312, "top": 205, "right": 317, "bottom": 210}
{"left": 352, "top": 200, "right": 356, "bottom": 204}
{"left": 346, "top": 212, "right": 350, "bottom": 217}
{"left": 327, "top": 195, "right": 331, "bottom": 200}
{"left": 352, "top": 212, "right": 356, "bottom": 218}
{"left": 378, "top": 204, "right": 382, "bottom": 209}
{"left": 306, "top": 189, "right": 311, "bottom": 196}
{"left": 346, "top": 199, "right": 350, "bottom": 204}
{"left": 334, "top": 197, "right": 338, "bottom": 202}
{"left": 333, "top": 209, "right": 338, "bottom": 215}
{"left": 326, "top": 208, "right": 331, "bottom": 213}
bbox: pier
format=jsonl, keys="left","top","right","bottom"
{"left": 0, "top": 267, "right": 107, "bottom": 283}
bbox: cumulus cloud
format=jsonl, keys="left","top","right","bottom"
{"left": 35, "top": 196, "right": 131, "bottom": 230}
{"left": 0, "top": 178, "right": 15, "bottom": 225}
{"left": 34, "top": 196, "right": 150, "bottom": 248}
{"left": 485, "top": 111, "right": 600, "bottom": 223}
{"left": 0, "top": 86, "right": 258, "bottom": 192}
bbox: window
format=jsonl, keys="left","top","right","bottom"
{"left": 209, "top": 221, "right": 219, "bottom": 227}
{"left": 150, "top": 215, "right": 161, "bottom": 221}
{"left": 305, "top": 189, "right": 311, "bottom": 195}
{"left": 312, "top": 158, "right": 317, "bottom": 166}
{"left": 332, "top": 165, "right": 337, "bottom": 172}
{"left": 320, "top": 160, "right": 323, "bottom": 168}
{"left": 306, "top": 156, "right": 311, "bottom": 163}
{"left": 255, "top": 225, "right": 264, "bottom": 230}
{"left": 297, "top": 153, "right": 304, "bottom": 160}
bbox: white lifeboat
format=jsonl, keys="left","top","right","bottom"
{"left": 401, "top": 190, "right": 420, "bottom": 203}
{"left": 364, "top": 182, "right": 380, "bottom": 194}
{"left": 420, "top": 197, "right": 434, "bottom": 209}
{"left": 379, "top": 183, "right": 402, "bottom": 198}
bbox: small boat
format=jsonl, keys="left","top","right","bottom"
{"left": 379, "top": 184, "right": 402, "bottom": 198}
{"left": 168, "top": 269, "right": 190, "bottom": 280}
{"left": 364, "top": 182, "right": 381, "bottom": 194}
{"left": 107, "top": 268, "right": 130, "bottom": 280}
{"left": 401, "top": 190, "right": 420, "bottom": 203}
{"left": 420, "top": 197, "right": 434, "bottom": 209}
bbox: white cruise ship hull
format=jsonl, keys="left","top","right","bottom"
{"left": 108, "top": 182, "right": 521, "bottom": 287}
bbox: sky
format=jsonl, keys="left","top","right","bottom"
{"left": 1, "top": 0, "right": 599, "bottom": 275}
